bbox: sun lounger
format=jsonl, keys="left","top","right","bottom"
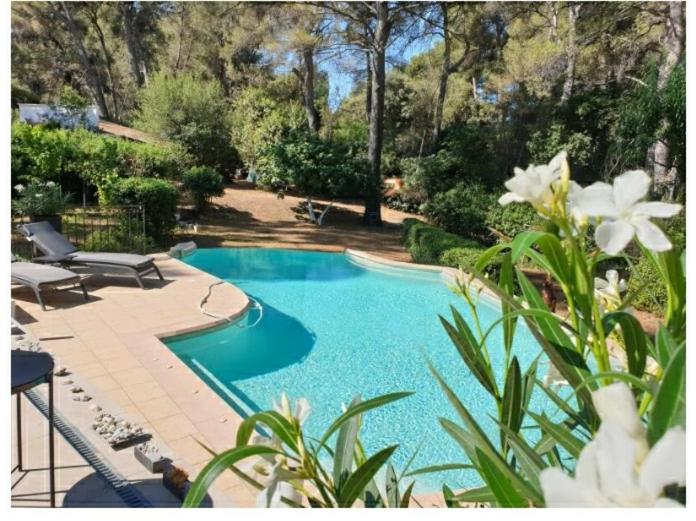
{"left": 11, "top": 257, "right": 88, "bottom": 311}
{"left": 18, "top": 221, "right": 164, "bottom": 289}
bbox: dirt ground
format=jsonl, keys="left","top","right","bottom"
{"left": 177, "top": 182, "right": 418, "bottom": 262}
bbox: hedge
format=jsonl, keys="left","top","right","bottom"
{"left": 403, "top": 218, "right": 497, "bottom": 274}
{"left": 11, "top": 122, "right": 191, "bottom": 199}
{"left": 100, "top": 177, "right": 179, "bottom": 245}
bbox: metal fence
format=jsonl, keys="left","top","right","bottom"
{"left": 11, "top": 205, "right": 148, "bottom": 260}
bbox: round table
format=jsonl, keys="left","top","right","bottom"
{"left": 11, "top": 350, "right": 56, "bottom": 507}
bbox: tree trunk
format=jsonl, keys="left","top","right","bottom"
{"left": 298, "top": 47, "right": 320, "bottom": 133}
{"left": 121, "top": 2, "right": 145, "bottom": 88}
{"left": 58, "top": 2, "right": 110, "bottom": 119}
{"left": 363, "top": 3, "right": 390, "bottom": 226}
{"left": 431, "top": 4, "right": 450, "bottom": 147}
{"left": 365, "top": 39, "right": 372, "bottom": 122}
{"left": 86, "top": 9, "right": 119, "bottom": 120}
{"left": 653, "top": 2, "right": 684, "bottom": 199}
{"left": 559, "top": 3, "right": 580, "bottom": 105}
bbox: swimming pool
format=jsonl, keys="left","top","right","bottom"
{"left": 165, "top": 248, "right": 547, "bottom": 492}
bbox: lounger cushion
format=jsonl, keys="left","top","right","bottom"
{"left": 71, "top": 251, "right": 154, "bottom": 269}
{"left": 20, "top": 221, "right": 78, "bottom": 257}
{"left": 11, "top": 262, "right": 80, "bottom": 287}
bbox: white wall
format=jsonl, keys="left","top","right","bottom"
{"left": 18, "top": 103, "right": 100, "bottom": 130}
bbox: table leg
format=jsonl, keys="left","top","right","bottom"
{"left": 48, "top": 377, "right": 55, "bottom": 508}
{"left": 16, "top": 393, "right": 22, "bottom": 471}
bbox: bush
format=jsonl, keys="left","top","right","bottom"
{"left": 256, "top": 131, "right": 366, "bottom": 199}
{"left": 182, "top": 166, "right": 225, "bottom": 213}
{"left": 628, "top": 215, "right": 685, "bottom": 315}
{"left": 485, "top": 200, "right": 542, "bottom": 240}
{"left": 83, "top": 229, "right": 155, "bottom": 254}
{"left": 11, "top": 122, "right": 191, "bottom": 199}
{"left": 423, "top": 182, "right": 495, "bottom": 240}
{"left": 136, "top": 73, "right": 240, "bottom": 175}
{"left": 230, "top": 86, "right": 306, "bottom": 169}
{"left": 101, "top": 177, "right": 178, "bottom": 245}
{"left": 404, "top": 219, "right": 486, "bottom": 267}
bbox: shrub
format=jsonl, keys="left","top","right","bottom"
{"left": 230, "top": 86, "right": 306, "bottom": 169}
{"left": 12, "top": 180, "right": 71, "bottom": 217}
{"left": 83, "top": 229, "right": 155, "bottom": 254}
{"left": 11, "top": 122, "right": 191, "bottom": 200}
{"left": 485, "top": 200, "right": 542, "bottom": 240}
{"left": 256, "top": 131, "right": 365, "bottom": 199}
{"left": 182, "top": 166, "right": 225, "bottom": 213}
{"left": 628, "top": 215, "right": 685, "bottom": 315}
{"left": 100, "top": 177, "right": 178, "bottom": 245}
{"left": 136, "top": 73, "right": 240, "bottom": 175}
{"left": 422, "top": 182, "right": 495, "bottom": 240}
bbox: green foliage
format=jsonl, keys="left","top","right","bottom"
{"left": 182, "top": 166, "right": 225, "bottom": 213}
{"left": 83, "top": 229, "right": 155, "bottom": 254}
{"left": 100, "top": 177, "right": 178, "bottom": 244}
{"left": 423, "top": 182, "right": 495, "bottom": 240}
{"left": 256, "top": 131, "right": 366, "bottom": 198}
{"left": 402, "top": 218, "right": 494, "bottom": 275}
{"left": 229, "top": 86, "right": 306, "bottom": 169}
{"left": 485, "top": 201, "right": 542, "bottom": 240}
{"left": 184, "top": 392, "right": 414, "bottom": 508}
{"left": 627, "top": 215, "right": 685, "bottom": 315}
{"left": 136, "top": 73, "right": 240, "bottom": 175}
{"left": 527, "top": 123, "right": 594, "bottom": 170}
{"left": 11, "top": 122, "right": 191, "bottom": 198}
{"left": 12, "top": 179, "right": 70, "bottom": 216}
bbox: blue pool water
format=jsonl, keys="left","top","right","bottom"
{"left": 165, "top": 248, "right": 548, "bottom": 491}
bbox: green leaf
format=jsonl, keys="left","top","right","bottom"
{"left": 333, "top": 396, "right": 362, "bottom": 489}
{"left": 183, "top": 445, "right": 286, "bottom": 507}
{"left": 528, "top": 413, "right": 585, "bottom": 459}
{"left": 337, "top": 445, "right": 398, "bottom": 507}
{"left": 474, "top": 242, "right": 509, "bottom": 272}
{"left": 235, "top": 410, "right": 298, "bottom": 452}
{"left": 501, "top": 357, "right": 523, "bottom": 451}
{"left": 405, "top": 463, "right": 474, "bottom": 477}
{"left": 648, "top": 343, "right": 686, "bottom": 444}
{"left": 499, "top": 253, "right": 518, "bottom": 353}
{"left": 440, "top": 312, "right": 498, "bottom": 398}
{"left": 443, "top": 484, "right": 457, "bottom": 507}
{"left": 655, "top": 327, "right": 680, "bottom": 369}
{"left": 475, "top": 448, "right": 528, "bottom": 507}
{"left": 400, "top": 481, "right": 415, "bottom": 508}
{"left": 453, "top": 485, "right": 495, "bottom": 504}
{"left": 385, "top": 463, "right": 399, "bottom": 507}
{"left": 318, "top": 392, "right": 413, "bottom": 448}
{"left": 602, "top": 311, "right": 647, "bottom": 377}
{"left": 494, "top": 420, "right": 546, "bottom": 491}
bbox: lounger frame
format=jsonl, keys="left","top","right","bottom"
{"left": 11, "top": 273, "right": 89, "bottom": 311}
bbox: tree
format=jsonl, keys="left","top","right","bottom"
{"left": 651, "top": 1, "right": 684, "bottom": 199}
{"left": 135, "top": 72, "right": 240, "bottom": 175}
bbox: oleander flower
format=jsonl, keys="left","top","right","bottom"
{"left": 574, "top": 170, "right": 682, "bottom": 254}
{"left": 498, "top": 150, "right": 567, "bottom": 213}
{"left": 246, "top": 394, "right": 310, "bottom": 507}
{"left": 540, "top": 383, "right": 685, "bottom": 507}
{"left": 594, "top": 269, "right": 627, "bottom": 313}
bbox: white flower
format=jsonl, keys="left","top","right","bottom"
{"left": 574, "top": 170, "right": 682, "bottom": 254}
{"left": 14, "top": 184, "right": 25, "bottom": 193}
{"left": 273, "top": 393, "right": 311, "bottom": 426}
{"left": 540, "top": 382, "right": 685, "bottom": 507}
{"left": 255, "top": 463, "right": 303, "bottom": 508}
{"left": 498, "top": 150, "right": 567, "bottom": 211}
{"left": 594, "top": 269, "right": 627, "bottom": 312}
{"left": 45, "top": 181, "right": 56, "bottom": 188}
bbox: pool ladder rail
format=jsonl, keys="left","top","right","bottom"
{"left": 199, "top": 280, "right": 263, "bottom": 328}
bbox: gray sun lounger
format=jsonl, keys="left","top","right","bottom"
{"left": 11, "top": 257, "right": 88, "bottom": 311}
{"left": 18, "top": 221, "right": 164, "bottom": 289}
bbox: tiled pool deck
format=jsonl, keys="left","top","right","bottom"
{"left": 11, "top": 254, "right": 259, "bottom": 507}
{"left": 11, "top": 251, "right": 452, "bottom": 508}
